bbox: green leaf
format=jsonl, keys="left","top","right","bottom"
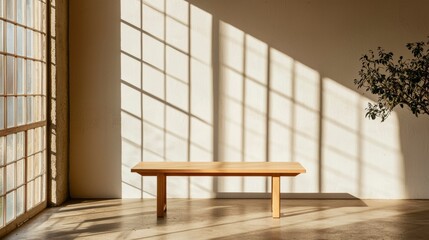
{"left": 354, "top": 36, "right": 429, "bottom": 121}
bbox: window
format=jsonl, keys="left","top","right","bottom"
{"left": 0, "top": 0, "right": 47, "bottom": 231}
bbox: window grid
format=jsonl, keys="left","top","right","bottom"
{"left": 0, "top": 0, "right": 46, "bottom": 229}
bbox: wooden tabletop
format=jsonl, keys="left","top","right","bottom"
{"left": 131, "top": 162, "right": 306, "bottom": 176}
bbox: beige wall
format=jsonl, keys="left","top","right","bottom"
{"left": 70, "top": 0, "right": 429, "bottom": 198}
{"left": 69, "top": 0, "right": 121, "bottom": 197}
{"left": 185, "top": 0, "right": 429, "bottom": 199}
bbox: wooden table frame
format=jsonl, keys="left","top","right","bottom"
{"left": 131, "top": 162, "right": 306, "bottom": 218}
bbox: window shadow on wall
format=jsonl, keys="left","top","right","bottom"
{"left": 120, "top": 0, "right": 214, "bottom": 198}
{"left": 121, "top": 0, "right": 407, "bottom": 200}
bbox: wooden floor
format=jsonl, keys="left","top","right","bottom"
{"left": 4, "top": 198, "right": 429, "bottom": 239}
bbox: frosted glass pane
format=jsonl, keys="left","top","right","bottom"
{"left": 17, "top": 26, "right": 25, "bottom": 56}
{"left": 33, "top": 62, "right": 40, "bottom": 93}
{"left": 42, "top": 174, "right": 45, "bottom": 201}
{"left": 17, "top": 97, "right": 24, "bottom": 125}
{"left": 0, "top": 21, "right": 3, "bottom": 52}
{"left": 27, "top": 129, "right": 33, "bottom": 155}
{"left": 41, "top": 150, "right": 45, "bottom": 172}
{"left": 26, "top": 0, "right": 33, "bottom": 28}
{"left": 41, "top": 35, "right": 46, "bottom": 61}
{"left": 26, "top": 29, "right": 32, "bottom": 58}
{"left": 0, "top": 168, "right": 3, "bottom": 194}
{"left": 42, "top": 126, "right": 46, "bottom": 148}
{"left": 26, "top": 60, "right": 32, "bottom": 94}
{"left": 33, "top": 128, "right": 38, "bottom": 152}
{"left": 34, "top": 0, "right": 40, "bottom": 31}
{"left": 0, "top": 137, "right": 4, "bottom": 165}
{"left": 42, "top": 2, "right": 46, "bottom": 32}
{"left": 36, "top": 154, "right": 41, "bottom": 176}
{"left": 17, "top": 59, "right": 24, "bottom": 94}
{"left": 26, "top": 96, "right": 32, "bottom": 123}
{"left": 32, "top": 32, "right": 38, "bottom": 59}
{"left": 41, "top": 63, "right": 46, "bottom": 94}
{"left": 34, "top": 153, "right": 40, "bottom": 176}
{"left": 6, "top": 56, "right": 14, "bottom": 94}
{"left": 36, "top": 96, "right": 41, "bottom": 122}
{"left": 16, "top": 186, "right": 24, "bottom": 216}
{"left": 6, "top": 134, "right": 15, "bottom": 163}
{"left": 7, "top": 97, "right": 15, "bottom": 128}
{"left": 6, "top": 23, "right": 14, "bottom": 54}
{"left": 27, "top": 155, "right": 33, "bottom": 182}
{"left": 41, "top": 2, "right": 46, "bottom": 33}
{"left": 16, "top": 160, "right": 24, "bottom": 186}
{"left": 17, "top": 0, "right": 25, "bottom": 24}
{"left": 36, "top": 127, "right": 42, "bottom": 152}
{"left": 35, "top": 177, "right": 41, "bottom": 204}
{"left": 0, "top": 197, "right": 3, "bottom": 227}
{"left": 6, "top": 191, "right": 15, "bottom": 223}
{"left": 0, "top": 97, "right": 4, "bottom": 130}
{"left": 41, "top": 96, "right": 45, "bottom": 120}
{"left": 0, "top": 56, "right": 4, "bottom": 94}
{"left": 0, "top": 0, "right": 3, "bottom": 18}
{"left": 40, "top": 152, "right": 45, "bottom": 174}
{"left": 27, "top": 180, "right": 33, "bottom": 209}
{"left": 16, "top": 132, "right": 24, "bottom": 159}
{"left": 6, "top": 163, "right": 15, "bottom": 191}
{"left": 6, "top": 0, "right": 14, "bottom": 21}
{"left": 33, "top": 96, "right": 38, "bottom": 122}
{"left": 34, "top": 32, "right": 41, "bottom": 59}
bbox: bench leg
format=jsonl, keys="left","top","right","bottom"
{"left": 157, "top": 174, "right": 167, "bottom": 217}
{"left": 271, "top": 176, "right": 280, "bottom": 218}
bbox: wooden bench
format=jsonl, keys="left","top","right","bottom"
{"left": 131, "top": 162, "right": 306, "bottom": 218}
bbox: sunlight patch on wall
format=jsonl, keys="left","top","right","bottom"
{"left": 219, "top": 22, "right": 268, "bottom": 193}
{"left": 322, "top": 78, "right": 361, "bottom": 195}
{"left": 322, "top": 78, "right": 405, "bottom": 198}
{"left": 120, "top": 0, "right": 214, "bottom": 198}
{"left": 121, "top": 0, "right": 405, "bottom": 199}
{"left": 269, "top": 48, "right": 294, "bottom": 193}
{"left": 189, "top": 5, "right": 214, "bottom": 197}
{"left": 361, "top": 109, "right": 404, "bottom": 198}
{"left": 218, "top": 21, "right": 403, "bottom": 197}
{"left": 290, "top": 63, "right": 320, "bottom": 193}
{"left": 219, "top": 22, "right": 320, "bottom": 194}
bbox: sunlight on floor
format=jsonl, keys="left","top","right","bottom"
{"left": 5, "top": 199, "right": 429, "bottom": 239}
